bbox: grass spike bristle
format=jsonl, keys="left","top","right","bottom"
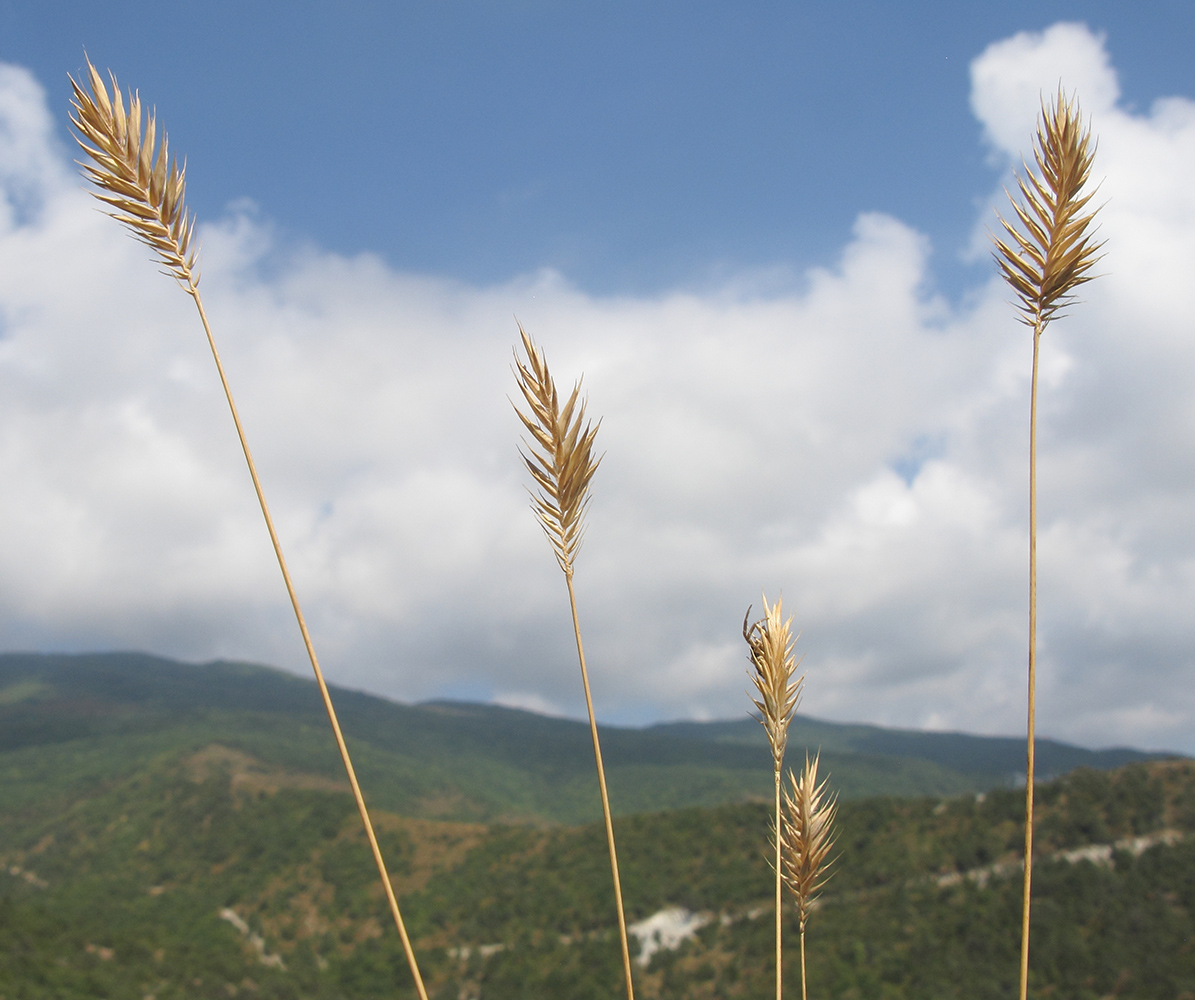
{"left": 991, "top": 90, "right": 1104, "bottom": 329}
{"left": 69, "top": 55, "right": 198, "bottom": 288}
{"left": 781, "top": 752, "right": 839, "bottom": 930}
{"left": 744, "top": 595, "right": 804, "bottom": 771}
{"left": 512, "top": 323, "right": 602, "bottom": 578}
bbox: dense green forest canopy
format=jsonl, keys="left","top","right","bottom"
{"left": 2, "top": 745, "right": 1191, "bottom": 999}
{"left": 1, "top": 652, "right": 1191, "bottom": 999}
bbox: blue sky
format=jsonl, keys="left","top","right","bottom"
{"left": 2, "top": 6, "right": 1195, "bottom": 753}
{"left": 3, "top": 2, "right": 1192, "bottom": 295}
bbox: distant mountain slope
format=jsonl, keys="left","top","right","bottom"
{"left": 0, "top": 651, "right": 1179, "bottom": 824}
{"left": 2, "top": 737, "right": 1191, "bottom": 1000}
{"left": 651, "top": 715, "right": 1163, "bottom": 786}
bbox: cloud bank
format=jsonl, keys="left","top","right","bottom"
{"left": 2, "top": 23, "right": 1194, "bottom": 752}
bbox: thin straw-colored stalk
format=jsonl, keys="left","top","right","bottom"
{"left": 991, "top": 88, "right": 1103, "bottom": 1000}
{"left": 69, "top": 58, "right": 430, "bottom": 1000}
{"left": 511, "top": 325, "right": 636, "bottom": 1000}
{"left": 744, "top": 596, "right": 804, "bottom": 1000}
{"left": 780, "top": 752, "right": 837, "bottom": 1000}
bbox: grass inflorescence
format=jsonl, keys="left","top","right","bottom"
{"left": 64, "top": 56, "right": 1117, "bottom": 1000}
{"left": 744, "top": 595, "right": 805, "bottom": 1000}
{"left": 991, "top": 88, "right": 1104, "bottom": 1000}
{"left": 512, "top": 324, "right": 635, "bottom": 1000}
{"left": 70, "top": 55, "right": 431, "bottom": 1000}
{"left": 782, "top": 752, "right": 839, "bottom": 1000}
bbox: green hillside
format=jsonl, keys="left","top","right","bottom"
{"left": 0, "top": 652, "right": 1176, "bottom": 827}
{"left": 1, "top": 736, "right": 1191, "bottom": 999}
{"left": 653, "top": 714, "right": 1163, "bottom": 786}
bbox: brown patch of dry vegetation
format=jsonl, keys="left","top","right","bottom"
{"left": 246, "top": 812, "right": 488, "bottom": 958}
{"left": 184, "top": 745, "right": 349, "bottom": 800}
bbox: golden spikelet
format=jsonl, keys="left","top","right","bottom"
{"left": 744, "top": 595, "right": 804, "bottom": 772}
{"left": 68, "top": 57, "right": 429, "bottom": 1000}
{"left": 745, "top": 593, "right": 804, "bottom": 1000}
{"left": 512, "top": 323, "right": 602, "bottom": 579}
{"left": 511, "top": 324, "right": 634, "bottom": 1000}
{"left": 781, "top": 752, "right": 838, "bottom": 932}
{"left": 992, "top": 90, "right": 1104, "bottom": 331}
{"left": 69, "top": 56, "right": 199, "bottom": 289}
{"left": 992, "top": 89, "right": 1104, "bottom": 1000}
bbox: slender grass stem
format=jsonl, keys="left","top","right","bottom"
{"left": 567, "top": 573, "right": 636, "bottom": 1000}
{"left": 775, "top": 764, "right": 783, "bottom": 1000}
{"left": 1020, "top": 319, "right": 1042, "bottom": 1000}
{"left": 799, "top": 928, "right": 807, "bottom": 1000}
{"left": 69, "top": 61, "right": 429, "bottom": 1000}
{"left": 190, "top": 289, "right": 430, "bottom": 1000}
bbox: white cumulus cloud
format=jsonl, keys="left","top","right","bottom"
{"left": 1, "top": 21, "right": 1194, "bottom": 753}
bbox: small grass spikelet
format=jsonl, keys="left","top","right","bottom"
{"left": 781, "top": 752, "right": 838, "bottom": 1000}
{"left": 744, "top": 595, "right": 804, "bottom": 772}
{"left": 69, "top": 56, "right": 198, "bottom": 289}
{"left": 512, "top": 323, "right": 602, "bottom": 579}
{"left": 781, "top": 752, "right": 838, "bottom": 931}
{"left": 744, "top": 593, "right": 803, "bottom": 1000}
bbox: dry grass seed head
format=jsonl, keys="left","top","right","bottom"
{"left": 781, "top": 752, "right": 838, "bottom": 931}
{"left": 511, "top": 323, "right": 602, "bottom": 577}
{"left": 69, "top": 55, "right": 198, "bottom": 287}
{"left": 992, "top": 89, "right": 1104, "bottom": 328}
{"left": 743, "top": 595, "right": 804, "bottom": 770}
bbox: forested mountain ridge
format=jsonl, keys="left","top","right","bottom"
{"left": 2, "top": 651, "right": 1189, "bottom": 996}
{"left": 0, "top": 651, "right": 1176, "bottom": 827}
{"left": 2, "top": 739, "right": 1191, "bottom": 999}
